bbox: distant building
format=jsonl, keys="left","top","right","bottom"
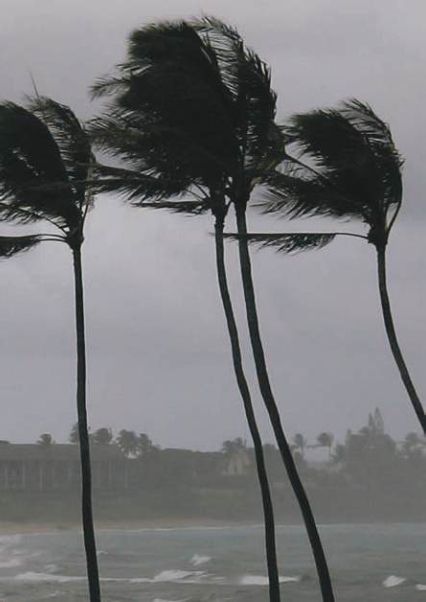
{"left": 0, "top": 443, "right": 127, "bottom": 491}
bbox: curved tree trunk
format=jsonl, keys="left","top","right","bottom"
{"left": 72, "top": 246, "right": 102, "bottom": 602}
{"left": 215, "top": 218, "right": 281, "bottom": 602}
{"left": 235, "top": 208, "right": 335, "bottom": 602}
{"left": 376, "top": 246, "right": 426, "bottom": 434}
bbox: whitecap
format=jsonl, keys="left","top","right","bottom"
{"left": 152, "top": 570, "right": 205, "bottom": 583}
{"left": 152, "top": 599, "right": 187, "bottom": 602}
{"left": 0, "top": 535, "right": 21, "bottom": 546}
{"left": 240, "top": 575, "right": 300, "bottom": 586}
{"left": 14, "top": 572, "right": 85, "bottom": 583}
{"left": 190, "top": 554, "right": 211, "bottom": 566}
{"left": 416, "top": 584, "right": 426, "bottom": 591}
{"left": 383, "top": 575, "right": 406, "bottom": 588}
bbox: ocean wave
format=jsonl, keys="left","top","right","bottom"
{"left": 13, "top": 572, "right": 85, "bottom": 583}
{"left": 383, "top": 575, "right": 406, "bottom": 588}
{"left": 416, "top": 584, "right": 426, "bottom": 591}
{"left": 0, "top": 535, "right": 22, "bottom": 546}
{"left": 240, "top": 575, "right": 300, "bottom": 586}
{"left": 190, "top": 554, "right": 211, "bottom": 566}
{"left": 152, "top": 599, "right": 187, "bottom": 602}
{"left": 152, "top": 570, "right": 205, "bottom": 583}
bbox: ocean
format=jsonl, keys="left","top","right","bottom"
{"left": 0, "top": 523, "right": 424, "bottom": 601}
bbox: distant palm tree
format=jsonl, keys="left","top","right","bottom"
{"left": 90, "top": 18, "right": 285, "bottom": 602}
{"left": 0, "top": 98, "right": 101, "bottom": 601}
{"left": 228, "top": 100, "right": 425, "bottom": 435}
{"left": 90, "top": 18, "right": 336, "bottom": 601}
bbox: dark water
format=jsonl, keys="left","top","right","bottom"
{"left": 0, "top": 523, "right": 424, "bottom": 601}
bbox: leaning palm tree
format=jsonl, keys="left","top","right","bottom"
{"left": 90, "top": 19, "right": 281, "bottom": 601}
{"left": 90, "top": 17, "right": 335, "bottom": 601}
{"left": 229, "top": 100, "right": 425, "bottom": 435}
{"left": 0, "top": 98, "right": 101, "bottom": 601}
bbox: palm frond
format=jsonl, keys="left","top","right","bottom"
{"left": 91, "top": 162, "right": 188, "bottom": 202}
{"left": 224, "top": 232, "right": 336, "bottom": 254}
{"left": 28, "top": 96, "right": 92, "bottom": 207}
{"left": 194, "top": 16, "right": 278, "bottom": 173}
{"left": 0, "top": 101, "right": 82, "bottom": 229}
{"left": 0, "top": 234, "right": 41, "bottom": 258}
{"left": 258, "top": 168, "right": 360, "bottom": 220}
{"left": 275, "top": 99, "right": 403, "bottom": 226}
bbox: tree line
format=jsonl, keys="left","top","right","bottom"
{"left": 0, "top": 15, "right": 424, "bottom": 602}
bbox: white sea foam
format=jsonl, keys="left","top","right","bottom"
{"left": 0, "top": 535, "right": 22, "bottom": 546}
{"left": 416, "top": 584, "right": 426, "bottom": 591}
{"left": 152, "top": 570, "right": 205, "bottom": 583}
{"left": 152, "top": 599, "right": 187, "bottom": 602}
{"left": 14, "top": 572, "right": 85, "bottom": 583}
{"left": 190, "top": 554, "right": 211, "bottom": 566}
{"left": 383, "top": 575, "right": 406, "bottom": 588}
{"left": 240, "top": 575, "right": 300, "bottom": 586}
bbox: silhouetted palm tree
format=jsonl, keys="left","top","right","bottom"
{"left": 230, "top": 100, "right": 425, "bottom": 435}
{"left": 0, "top": 98, "right": 101, "bottom": 601}
{"left": 90, "top": 18, "right": 335, "bottom": 601}
{"left": 90, "top": 18, "right": 285, "bottom": 601}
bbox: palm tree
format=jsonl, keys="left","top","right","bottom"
{"left": 90, "top": 18, "right": 335, "bottom": 601}
{"left": 0, "top": 98, "right": 101, "bottom": 601}
{"left": 229, "top": 100, "right": 425, "bottom": 435}
{"left": 90, "top": 18, "right": 284, "bottom": 601}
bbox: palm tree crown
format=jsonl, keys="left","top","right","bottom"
{"left": 90, "top": 16, "right": 281, "bottom": 218}
{"left": 0, "top": 97, "right": 92, "bottom": 241}
{"left": 260, "top": 100, "right": 403, "bottom": 247}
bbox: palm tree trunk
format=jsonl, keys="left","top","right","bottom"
{"left": 214, "top": 218, "right": 281, "bottom": 602}
{"left": 235, "top": 208, "right": 335, "bottom": 602}
{"left": 376, "top": 246, "right": 426, "bottom": 434}
{"left": 72, "top": 246, "right": 102, "bottom": 602}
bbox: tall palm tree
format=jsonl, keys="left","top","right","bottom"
{"left": 90, "top": 17, "right": 335, "bottom": 601}
{"left": 229, "top": 100, "right": 425, "bottom": 435}
{"left": 0, "top": 97, "right": 101, "bottom": 601}
{"left": 90, "top": 18, "right": 283, "bottom": 601}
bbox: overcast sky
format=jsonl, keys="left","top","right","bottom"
{"left": 0, "top": 0, "right": 424, "bottom": 449}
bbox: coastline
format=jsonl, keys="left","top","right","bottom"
{"left": 0, "top": 517, "right": 254, "bottom": 535}
{"left": 0, "top": 517, "right": 424, "bottom": 536}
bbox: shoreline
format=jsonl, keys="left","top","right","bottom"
{"left": 0, "top": 517, "right": 425, "bottom": 536}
